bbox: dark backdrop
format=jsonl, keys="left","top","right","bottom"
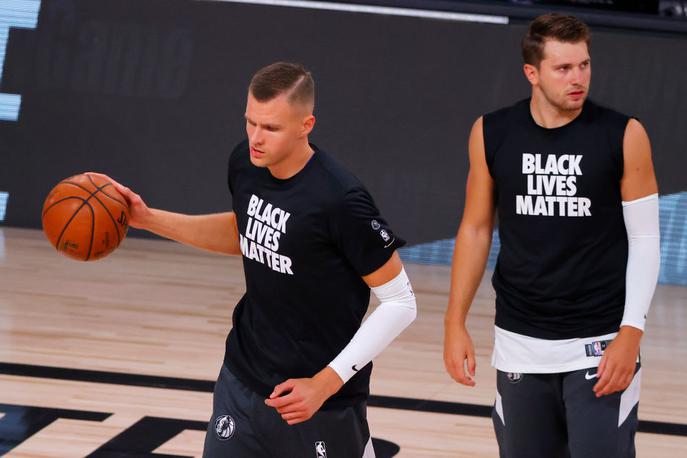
{"left": 1, "top": 0, "right": 685, "bottom": 244}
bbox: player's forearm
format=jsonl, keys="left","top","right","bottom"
{"left": 139, "top": 209, "right": 240, "bottom": 255}
{"left": 312, "top": 366, "right": 345, "bottom": 399}
{"left": 445, "top": 224, "right": 493, "bottom": 327}
{"left": 620, "top": 194, "right": 660, "bottom": 331}
{"left": 328, "top": 268, "right": 417, "bottom": 384}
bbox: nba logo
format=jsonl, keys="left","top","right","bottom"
{"left": 315, "top": 441, "right": 327, "bottom": 458}
{"left": 380, "top": 229, "right": 390, "bottom": 242}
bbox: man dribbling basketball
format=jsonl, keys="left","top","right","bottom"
{"left": 97, "top": 62, "right": 416, "bottom": 457}
{"left": 443, "top": 14, "right": 660, "bottom": 458}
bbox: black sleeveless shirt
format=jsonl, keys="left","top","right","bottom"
{"left": 484, "top": 98, "right": 630, "bottom": 339}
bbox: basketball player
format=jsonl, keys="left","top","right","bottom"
{"left": 443, "top": 14, "right": 660, "bottom": 458}
{"left": 95, "top": 62, "right": 416, "bottom": 457}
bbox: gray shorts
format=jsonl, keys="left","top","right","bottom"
{"left": 203, "top": 364, "right": 375, "bottom": 458}
{"left": 492, "top": 363, "right": 641, "bottom": 458}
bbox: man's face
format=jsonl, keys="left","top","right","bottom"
{"left": 245, "top": 92, "right": 313, "bottom": 170}
{"left": 526, "top": 39, "right": 591, "bottom": 111}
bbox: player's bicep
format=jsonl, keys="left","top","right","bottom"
{"left": 462, "top": 117, "right": 496, "bottom": 231}
{"left": 225, "top": 211, "right": 241, "bottom": 255}
{"left": 204, "top": 211, "right": 240, "bottom": 255}
{"left": 621, "top": 119, "right": 658, "bottom": 201}
{"left": 362, "top": 251, "right": 403, "bottom": 288}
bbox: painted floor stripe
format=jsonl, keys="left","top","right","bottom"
{"left": 1, "top": 362, "right": 686, "bottom": 436}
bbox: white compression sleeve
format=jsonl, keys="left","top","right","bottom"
{"left": 328, "top": 268, "right": 417, "bottom": 383}
{"left": 621, "top": 193, "right": 660, "bottom": 331}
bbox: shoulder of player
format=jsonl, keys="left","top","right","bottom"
{"left": 310, "top": 148, "right": 374, "bottom": 216}
{"left": 312, "top": 147, "right": 366, "bottom": 195}
{"left": 583, "top": 99, "right": 633, "bottom": 126}
{"left": 227, "top": 140, "right": 252, "bottom": 176}
{"left": 581, "top": 100, "right": 642, "bottom": 151}
{"left": 482, "top": 98, "right": 528, "bottom": 134}
{"left": 480, "top": 99, "right": 527, "bottom": 159}
{"left": 229, "top": 140, "right": 250, "bottom": 163}
{"left": 483, "top": 98, "right": 528, "bottom": 125}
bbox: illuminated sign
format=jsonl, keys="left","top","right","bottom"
{"left": 0, "top": 0, "right": 41, "bottom": 121}
{"left": 0, "top": 192, "right": 8, "bottom": 221}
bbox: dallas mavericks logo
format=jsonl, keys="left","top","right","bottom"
{"left": 507, "top": 372, "right": 523, "bottom": 384}
{"left": 214, "top": 415, "right": 236, "bottom": 440}
{"left": 315, "top": 441, "right": 328, "bottom": 458}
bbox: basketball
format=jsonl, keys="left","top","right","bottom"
{"left": 42, "top": 173, "right": 130, "bottom": 261}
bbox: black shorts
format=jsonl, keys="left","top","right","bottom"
{"left": 203, "top": 364, "right": 375, "bottom": 458}
{"left": 492, "top": 363, "right": 641, "bottom": 458}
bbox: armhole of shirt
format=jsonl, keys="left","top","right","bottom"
{"left": 612, "top": 112, "right": 636, "bottom": 182}
{"left": 482, "top": 113, "right": 497, "bottom": 179}
{"left": 227, "top": 141, "right": 249, "bottom": 195}
{"left": 227, "top": 155, "right": 234, "bottom": 195}
{"left": 482, "top": 103, "right": 516, "bottom": 179}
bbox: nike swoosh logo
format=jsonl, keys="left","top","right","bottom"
{"left": 585, "top": 371, "right": 598, "bottom": 380}
{"left": 384, "top": 237, "right": 395, "bottom": 248}
{"left": 352, "top": 365, "right": 359, "bottom": 372}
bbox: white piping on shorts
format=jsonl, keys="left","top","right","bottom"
{"left": 363, "top": 435, "right": 376, "bottom": 457}
{"left": 495, "top": 390, "right": 505, "bottom": 426}
{"left": 619, "top": 368, "right": 642, "bottom": 427}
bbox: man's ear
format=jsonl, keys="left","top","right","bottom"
{"left": 523, "top": 63, "right": 539, "bottom": 86}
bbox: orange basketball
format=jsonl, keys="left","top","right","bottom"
{"left": 42, "top": 173, "right": 130, "bottom": 261}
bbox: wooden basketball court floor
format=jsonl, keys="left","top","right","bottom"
{"left": 1, "top": 226, "right": 686, "bottom": 457}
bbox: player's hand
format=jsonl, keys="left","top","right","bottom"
{"left": 444, "top": 324, "right": 476, "bottom": 387}
{"left": 264, "top": 367, "right": 344, "bottom": 425}
{"left": 85, "top": 172, "right": 151, "bottom": 229}
{"left": 593, "top": 326, "right": 642, "bottom": 397}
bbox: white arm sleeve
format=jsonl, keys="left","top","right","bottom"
{"left": 328, "top": 268, "right": 417, "bottom": 383}
{"left": 620, "top": 193, "right": 660, "bottom": 331}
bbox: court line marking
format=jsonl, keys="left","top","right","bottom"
{"left": 1, "top": 362, "right": 686, "bottom": 437}
{"left": 203, "top": 0, "right": 509, "bottom": 24}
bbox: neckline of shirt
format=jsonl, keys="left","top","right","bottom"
{"left": 525, "top": 98, "right": 589, "bottom": 133}
{"left": 264, "top": 144, "right": 320, "bottom": 185}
